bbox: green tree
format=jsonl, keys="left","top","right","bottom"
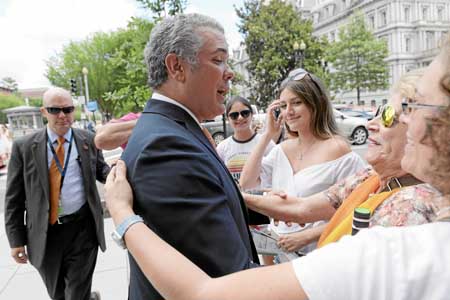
{"left": 1, "top": 77, "right": 18, "bottom": 92}
{"left": 136, "top": 0, "right": 186, "bottom": 19}
{"left": 236, "top": 0, "right": 328, "bottom": 108}
{"left": 326, "top": 13, "right": 389, "bottom": 105}
{"left": 45, "top": 17, "right": 154, "bottom": 118}
{"left": 0, "top": 94, "right": 25, "bottom": 123}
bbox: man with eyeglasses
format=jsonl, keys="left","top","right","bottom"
{"left": 4, "top": 87, "right": 110, "bottom": 300}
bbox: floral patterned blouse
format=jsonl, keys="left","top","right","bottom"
{"left": 324, "top": 167, "right": 440, "bottom": 227}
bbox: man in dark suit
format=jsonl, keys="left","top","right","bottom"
{"left": 119, "top": 13, "right": 259, "bottom": 300}
{"left": 4, "top": 87, "right": 110, "bottom": 300}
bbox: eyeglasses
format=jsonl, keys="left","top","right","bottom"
{"left": 401, "top": 97, "right": 447, "bottom": 115}
{"left": 46, "top": 106, "right": 75, "bottom": 115}
{"left": 374, "top": 104, "right": 399, "bottom": 128}
{"left": 228, "top": 109, "right": 252, "bottom": 120}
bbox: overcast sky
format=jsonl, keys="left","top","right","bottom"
{"left": 0, "top": 0, "right": 244, "bottom": 89}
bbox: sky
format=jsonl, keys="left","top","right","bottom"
{"left": 0, "top": 0, "right": 245, "bottom": 89}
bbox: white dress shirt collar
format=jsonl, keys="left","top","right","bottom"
{"left": 47, "top": 126, "right": 72, "bottom": 144}
{"left": 152, "top": 92, "right": 201, "bottom": 126}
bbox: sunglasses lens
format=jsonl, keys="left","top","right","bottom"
{"left": 229, "top": 112, "right": 239, "bottom": 120}
{"left": 62, "top": 106, "right": 75, "bottom": 114}
{"left": 46, "top": 106, "right": 75, "bottom": 115}
{"left": 241, "top": 110, "right": 251, "bottom": 118}
{"left": 47, "top": 107, "right": 61, "bottom": 114}
{"left": 381, "top": 105, "right": 395, "bottom": 127}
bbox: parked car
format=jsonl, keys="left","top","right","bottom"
{"left": 334, "top": 109, "right": 368, "bottom": 145}
{"left": 340, "top": 109, "right": 374, "bottom": 121}
{"left": 201, "top": 115, "right": 234, "bottom": 145}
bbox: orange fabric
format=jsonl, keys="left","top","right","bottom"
{"left": 317, "top": 174, "right": 380, "bottom": 247}
{"left": 318, "top": 189, "right": 398, "bottom": 248}
{"left": 201, "top": 126, "right": 217, "bottom": 149}
{"left": 49, "top": 137, "right": 65, "bottom": 224}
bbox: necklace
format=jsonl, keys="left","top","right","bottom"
{"left": 298, "top": 139, "right": 317, "bottom": 161}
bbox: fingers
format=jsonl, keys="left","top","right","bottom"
{"left": 11, "top": 248, "right": 28, "bottom": 264}
{"left": 114, "top": 160, "right": 127, "bottom": 181}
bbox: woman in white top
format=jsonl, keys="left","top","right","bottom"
{"left": 240, "top": 68, "right": 365, "bottom": 253}
{"left": 217, "top": 96, "right": 275, "bottom": 224}
{"left": 104, "top": 36, "right": 450, "bottom": 300}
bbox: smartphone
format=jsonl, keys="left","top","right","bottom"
{"left": 246, "top": 190, "right": 265, "bottom": 195}
{"left": 273, "top": 107, "right": 281, "bottom": 120}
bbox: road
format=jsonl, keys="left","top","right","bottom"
{"left": 0, "top": 144, "right": 368, "bottom": 214}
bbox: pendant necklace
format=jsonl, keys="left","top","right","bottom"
{"left": 298, "top": 139, "right": 317, "bottom": 161}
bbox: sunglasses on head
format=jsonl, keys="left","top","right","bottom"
{"left": 46, "top": 106, "right": 75, "bottom": 115}
{"left": 228, "top": 109, "right": 251, "bottom": 120}
{"left": 282, "top": 68, "right": 323, "bottom": 94}
{"left": 374, "top": 104, "right": 399, "bottom": 128}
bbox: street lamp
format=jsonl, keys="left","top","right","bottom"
{"left": 82, "top": 67, "right": 91, "bottom": 123}
{"left": 293, "top": 40, "right": 307, "bottom": 68}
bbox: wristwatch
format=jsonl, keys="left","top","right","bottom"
{"left": 111, "top": 214, "right": 143, "bottom": 249}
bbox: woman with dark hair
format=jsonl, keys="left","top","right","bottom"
{"left": 103, "top": 31, "right": 450, "bottom": 300}
{"left": 217, "top": 96, "right": 275, "bottom": 185}
{"left": 240, "top": 68, "right": 365, "bottom": 254}
{"left": 216, "top": 96, "right": 275, "bottom": 224}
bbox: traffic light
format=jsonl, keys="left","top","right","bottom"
{"left": 70, "top": 79, "right": 77, "bottom": 95}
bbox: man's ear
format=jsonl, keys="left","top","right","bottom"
{"left": 40, "top": 106, "right": 47, "bottom": 117}
{"left": 165, "top": 53, "right": 186, "bottom": 82}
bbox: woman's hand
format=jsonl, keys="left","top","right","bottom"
{"left": 264, "top": 100, "right": 284, "bottom": 140}
{"left": 104, "top": 160, "right": 135, "bottom": 226}
{"left": 277, "top": 231, "right": 311, "bottom": 252}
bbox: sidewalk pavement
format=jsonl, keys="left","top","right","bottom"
{"left": 0, "top": 214, "right": 130, "bottom": 300}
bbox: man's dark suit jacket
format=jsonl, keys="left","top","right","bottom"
{"left": 4, "top": 128, "right": 110, "bottom": 269}
{"left": 122, "top": 99, "right": 259, "bottom": 300}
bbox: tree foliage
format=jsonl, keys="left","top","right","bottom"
{"left": 236, "top": 0, "right": 328, "bottom": 108}
{"left": 0, "top": 94, "right": 25, "bottom": 124}
{"left": 326, "top": 12, "right": 389, "bottom": 105}
{"left": 45, "top": 17, "right": 154, "bottom": 119}
{"left": 1, "top": 77, "right": 18, "bottom": 92}
{"left": 136, "top": 0, "right": 186, "bottom": 19}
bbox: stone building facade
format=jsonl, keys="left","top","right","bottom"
{"left": 232, "top": 0, "right": 449, "bottom": 107}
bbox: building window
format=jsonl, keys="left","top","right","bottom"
{"left": 437, "top": 6, "right": 444, "bottom": 21}
{"left": 405, "top": 37, "right": 411, "bottom": 53}
{"left": 368, "top": 14, "right": 375, "bottom": 29}
{"left": 422, "top": 6, "right": 429, "bottom": 20}
{"left": 379, "top": 10, "right": 387, "bottom": 27}
{"left": 426, "top": 31, "right": 434, "bottom": 50}
{"left": 330, "top": 31, "right": 336, "bottom": 42}
{"left": 403, "top": 6, "right": 410, "bottom": 22}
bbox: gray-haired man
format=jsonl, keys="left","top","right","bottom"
{"left": 117, "top": 13, "right": 259, "bottom": 300}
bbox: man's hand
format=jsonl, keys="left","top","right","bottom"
{"left": 104, "top": 160, "right": 135, "bottom": 226}
{"left": 11, "top": 246, "right": 28, "bottom": 264}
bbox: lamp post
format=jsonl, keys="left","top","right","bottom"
{"left": 293, "top": 40, "right": 307, "bottom": 68}
{"left": 82, "top": 67, "right": 91, "bottom": 123}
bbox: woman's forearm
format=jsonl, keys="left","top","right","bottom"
{"left": 244, "top": 191, "right": 336, "bottom": 224}
{"left": 240, "top": 133, "right": 273, "bottom": 189}
{"left": 124, "top": 221, "right": 306, "bottom": 300}
{"left": 94, "top": 120, "right": 137, "bottom": 150}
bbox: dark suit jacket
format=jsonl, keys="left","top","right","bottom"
{"left": 4, "top": 128, "right": 110, "bottom": 269}
{"left": 122, "top": 99, "right": 259, "bottom": 300}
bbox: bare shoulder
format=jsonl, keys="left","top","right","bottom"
{"left": 319, "top": 136, "right": 351, "bottom": 160}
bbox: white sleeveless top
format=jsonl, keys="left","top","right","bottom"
{"left": 260, "top": 145, "right": 366, "bottom": 250}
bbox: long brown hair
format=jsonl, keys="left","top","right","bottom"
{"left": 279, "top": 72, "right": 339, "bottom": 139}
